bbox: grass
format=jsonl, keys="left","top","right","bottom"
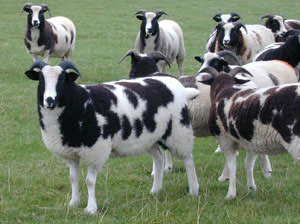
{"left": 1, "top": 0, "right": 300, "bottom": 223}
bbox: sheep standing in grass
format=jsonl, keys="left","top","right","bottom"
{"left": 23, "top": 3, "right": 76, "bottom": 62}
{"left": 25, "top": 60, "right": 199, "bottom": 215}
{"left": 134, "top": 10, "right": 185, "bottom": 76}
{"left": 197, "top": 66, "right": 300, "bottom": 199}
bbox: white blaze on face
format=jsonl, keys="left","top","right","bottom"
{"left": 42, "top": 66, "right": 63, "bottom": 108}
{"left": 220, "top": 14, "right": 231, "bottom": 23}
{"left": 145, "top": 12, "right": 156, "bottom": 35}
{"left": 31, "top": 6, "right": 42, "bottom": 27}
{"left": 223, "top": 23, "right": 234, "bottom": 45}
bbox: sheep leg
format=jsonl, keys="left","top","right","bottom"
{"left": 224, "top": 150, "right": 237, "bottom": 199}
{"left": 85, "top": 166, "right": 100, "bottom": 215}
{"left": 183, "top": 154, "right": 199, "bottom": 196}
{"left": 65, "top": 158, "right": 81, "bottom": 207}
{"left": 218, "top": 159, "right": 229, "bottom": 182}
{"left": 176, "top": 57, "right": 184, "bottom": 76}
{"left": 150, "top": 144, "right": 164, "bottom": 194}
{"left": 259, "top": 154, "right": 272, "bottom": 178}
{"left": 164, "top": 150, "right": 173, "bottom": 173}
{"left": 245, "top": 153, "right": 257, "bottom": 191}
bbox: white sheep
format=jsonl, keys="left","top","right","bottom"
{"left": 25, "top": 60, "right": 199, "bottom": 215}
{"left": 134, "top": 10, "right": 185, "bottom": 76}
{"left": 23, "top": 3, "right": 76, "bottom": 63}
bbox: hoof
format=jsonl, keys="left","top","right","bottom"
{"left": 218, "top": 175, "right": 229, "bottom": 182}
{"left": 84, "top": 206, "right": 97, "bottom": 215}
{"left": 164, "top": 166, "right": 173, "bottom": 174}
{"left": 69, "top": 199, "right": 80, "bottom": 207}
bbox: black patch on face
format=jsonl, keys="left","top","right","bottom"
{"left": 265, "top": 19, "right": 280, "bottom": 33}
{"left": 162, "top": 118, "right": 172, "bottom": 140}
{"left": 208, "top": 58, "right": 226, "bottom": 72}
{"left": 124, "top": 89, "right": 138, "bottom": 108}
{"left": 121, "top": 115, "right": 132, "bottom": 140}
{"left": 134, "top": 118, "right": 143, "bottom": 137}
{"left": 180, "top": 105, "right": 190, "bottom": 127}
{"left": 116, "top": 79, "right": 174, "bottom": 133}
{"left": 129, "top": 57, "right": 159, "bottom": 78}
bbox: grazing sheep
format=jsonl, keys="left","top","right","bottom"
{"left": 23, "top": 3, "right": 76, "bottom": 62}
{"left": 25, "top": 60, "right": 199, "bottom": 214}
{"left": 134, "top": 9, "right": 185, "bottom": 76}
{"left": 197, "top": 66, "right": 300, "bottom": 199}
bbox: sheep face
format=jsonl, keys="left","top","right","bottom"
{"left": 137, "top": 12, "right": 160, "bottom": 38}
{"left": 23, "top": 4, "right": 50, "bottom": 28}
{"left": 264, "top": 15, "right": 287, "bottom": 37}
{"left": 213, "top": 13, "right": 240, "bottom": 23}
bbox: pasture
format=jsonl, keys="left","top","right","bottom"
{"left": 1, "top": 0, "right": 300, "bottom": 223}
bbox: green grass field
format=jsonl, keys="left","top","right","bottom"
{"left": 1, "top": 0, "right": 300, "bottom": 223}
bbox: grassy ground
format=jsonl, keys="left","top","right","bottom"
{"left": 1, "top": 0, "right": 300, "bottom": 223}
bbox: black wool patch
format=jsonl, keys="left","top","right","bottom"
{"left": 162, "top": 118, "right": 172, "bottom": 140}
{"left": 124, "top": 89, "right": 138, "bottom": 108}
{"left": 134, "top": 119, "right": 143, "bottom": 137}
{"left": 121, "top": 115, "right": 132, "bottom": 140}
{"left": 180, "top": 105, "right": 190, "bottom": 127}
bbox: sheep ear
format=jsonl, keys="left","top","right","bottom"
{"left": 213, "top": 14, "right": 222, "bottom": 22}
{"left": 25, "top": 70, "right": 40, "bottom": 81}
{"left": 65, "top": 72, "right": 79, "bottom": 82}
{"left": 136, "top": 15, "right": 144, "bottom": 20}
{"left": 194, "top": 56, "right": 204, "bottom": 64}
{"left": 197, "top": 73, "right": 214, "bottom": 85}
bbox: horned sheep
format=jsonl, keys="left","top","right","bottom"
{"left": 25, "top": 60, "right": 199, "bottom": 215}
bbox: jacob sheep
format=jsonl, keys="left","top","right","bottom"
{"left": 134, "top": 9, "right": 185, "bottom": 76}
{"left": 197, "top": 66, "right": 300, "bottom": 199}
{"left": 23, "top": 3, "right": 76, "bottom": 62}
{"left": 25, "top": 60, "right": 199, "bottom": 214}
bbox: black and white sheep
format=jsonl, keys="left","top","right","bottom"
{"left": 208, "top": 22, "right": 275, "bottom": 64}
{"left": 260, "top": 14, "right": 300, "bottom": 41}
{"left": 134, "top": 9, "right": 185, "bottom": 76}
{"left": 23, "top": 3, "right": 76, "bottom": 62}
{"left": 197, "top": 66, "right": 300, "bottom": 199}
{"left": 25, "top": 60, "right": 199, "bottom": 214}
{"left": 206, "top": 13, "right": 241, "bottom": 52}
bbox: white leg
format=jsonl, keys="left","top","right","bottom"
{"left": 183, "top": 154, "right": 199, "bottom": 196}
{"left": 85, "top": 166, "right": 100, "bottom": 215}
{"left": 218, "top": 159, "right": 229, "bottom": 182}
{"left": 150, "top": 145, "right": 164, "bottom": 194}
{"left": 259, "top": 154, "right": 272, "bottom": 178}
{"left": 65, "top": 158, "right": 81, "bottom": 207}
{"left": 151, "top": 159, "right": 155, "bottom": 176}
{"left": 176, "top": 57, "right": 184, "bottom": 76}
{"left": 224, "top": 151, "right": 237, "bottom": 199}
{"left": 245, "top": 153, "right": 257, "bottom": 191}
{"left": 164, "top": 150, "right": 173, "bottom": 173}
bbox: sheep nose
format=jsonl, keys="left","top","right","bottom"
{"left": 46, "top": 97, "right": 56, "bottom": 109}
{"left": 223, "top": 40, "right": 230, "bottom": 45}
{"left": 33, "top": 20, "right": 39, "bottom": 27}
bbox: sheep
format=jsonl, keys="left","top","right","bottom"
{"left": 134, "top": 9, "right": 185, "bottom": 76}
{"left": 260, "top": 14, "right": 300, "bottom": 41}
{"left": 197, "top": 66, "right": 300, "bottom": 199}
{"left": 22, "top": 3, "right": 76, "bottom": 63}
{"left": 209, "top": 22, "right": 275, "bottom": 64}
{"left": 254, "top": 34, "right": 300, "bottom": 76}
{"left": 25, "top": 60, "right": 199, "bottom": 214}
{"left": 206, "top": 13, "right": 241, "bottom": 52}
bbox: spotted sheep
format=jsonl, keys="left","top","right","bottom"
{"left": 206, "top": 13, "right": 241, "bottom": 52}
{"left": 260, "top": 14, "right": 300, "bottom": 42}
{"left": 197, "top": 66, "right": 300, "bottom": 200}
{"left": 22, "top": 3, "right": 76, "bottom": 62}
{"left": 25, "top": 60, "right": 199, "bottom": 214}
{"left": 209, "top": 22, "right": 275, "bottom": 64}
{"left": 134, "top": 10, "right": 185, "bottom": 76}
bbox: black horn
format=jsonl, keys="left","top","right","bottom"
{"left": 234, "top": 22, "right": 247, "bottom": 34}
{"left": 58, "top": 60, "right": 82, "bottom": 78}
{"left": 260, "top": 14, "right": 274, "bottom": 24}
{"left": 22, "top": 2, "right": 33, "bottom": 13}
{"left": 134, "top": 9, "right": 147, "bottom": 16}
{"left": 118, "top": 49, "right": 140, "bottom": 64}
{"left": 198, "top": 67, "right": 219, "bottom": 77}
{"left": 148, "top": 51, "right": 171, "bottom": 67}
{"left": 217, "top": 50, "right": 241, "bottom": 65}
{"left": 154, "top": 10, "right": 168, "bottom": 17}
{"left": 228, "top": 67, "right": 253, "bottom": 77}
{"left": 41, "top": 4, "right": 51, "bottom": 16}
{"left": 29, "top": 60, "right": 47, "bottom": 71}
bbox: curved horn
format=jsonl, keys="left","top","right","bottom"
{"left": 118, "top": 49, "right": 140, "bottom": 64}
{"left": 134, "top": 9, "right": 147, "bottom": 16}
{"left": 29, "top": 60, "right": 47, "bottom": 71}
{"left": 22, "top": 2, "right": 33, "bottom": 13}
{"left": 228, "top": 67, "right": 253, "bottom": 77}
{"left": 198, "top": 66, "right": 219, "bottom": 77}
{"left": 260, "top": 14, "right": 274, "bottom": 24}
{"left": 41, "top": 4, "right": 51, "bottom": 16}
{"left": 148, "top": 51, "right": 171, "bottom": 67}
{"left": 154, "top": 10, "right": 168, "bottom": 17}
{"left": 58, "top": 60, "right": 82, "bottom": 78}
{"left": 234, "top": 22, "right": 247, "bottom": 34}
{"left": 217, "top": 50, "right": 241, "bottom": 65}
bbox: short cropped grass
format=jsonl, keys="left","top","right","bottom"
{"left": 1, "top": 0, "right": 300, "bottom": 223}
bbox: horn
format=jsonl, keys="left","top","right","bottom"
{"left": 58, "top": 60, "right": 82, "bottom": 78}
{"left": 134, "top": 9, "right": 147, "bottom": 16}
{"left": 198, "top": 67, "right": 219, "bottom": 77}
{"left": 41, "top": 4, "right": 51, "bottom": 16}
{"left": 234, "top": 22, "right": 247, "bottom": 34}
{"left": 22, "top": 2, "right": 33, "bottom": 13}
{"left": 118, "top": 49, "right": 140, "bottom": 64}
{"left": 29, "top": 60, "right": 47, "bottom": 71}
{"left": 260, "top": 14, "right": 274, "bottom": 24}
{"left": 217, "top": 50, "right": 241, "bottom": 65}
{"left": 228, "top": 67, "right": 253, "bottom": 77}
{"left": 154, "top": 10, "right": 168, "bottom": 17}
{"left": 148, "top": 51, "right": 171, "bottom": 67}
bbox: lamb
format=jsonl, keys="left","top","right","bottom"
{"left": 22, "top": 3, "right": 76, "bottom": 62}
{"left": 134, "top": 9, "right": 185, "bottom": 76}
{"left": 197, "top": 66, "right": 300, "bottom": 199}
{"left": 25, "top": 60, "right": 199, "bottom": 214}
{"left": 208, "top": 22, "right": 275, "bottom": 64}
{"left": 260, "top": 14, "right": 300, "bottom": 41}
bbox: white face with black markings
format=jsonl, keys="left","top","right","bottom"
{"left": 222, "top": 23, "right": 234, "bottom": 46}
{"left": 145, "top": 12, "right": 157, "bottom": 36}
{"left": 30, "top": 6, "right": 43, "bottom": 27}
